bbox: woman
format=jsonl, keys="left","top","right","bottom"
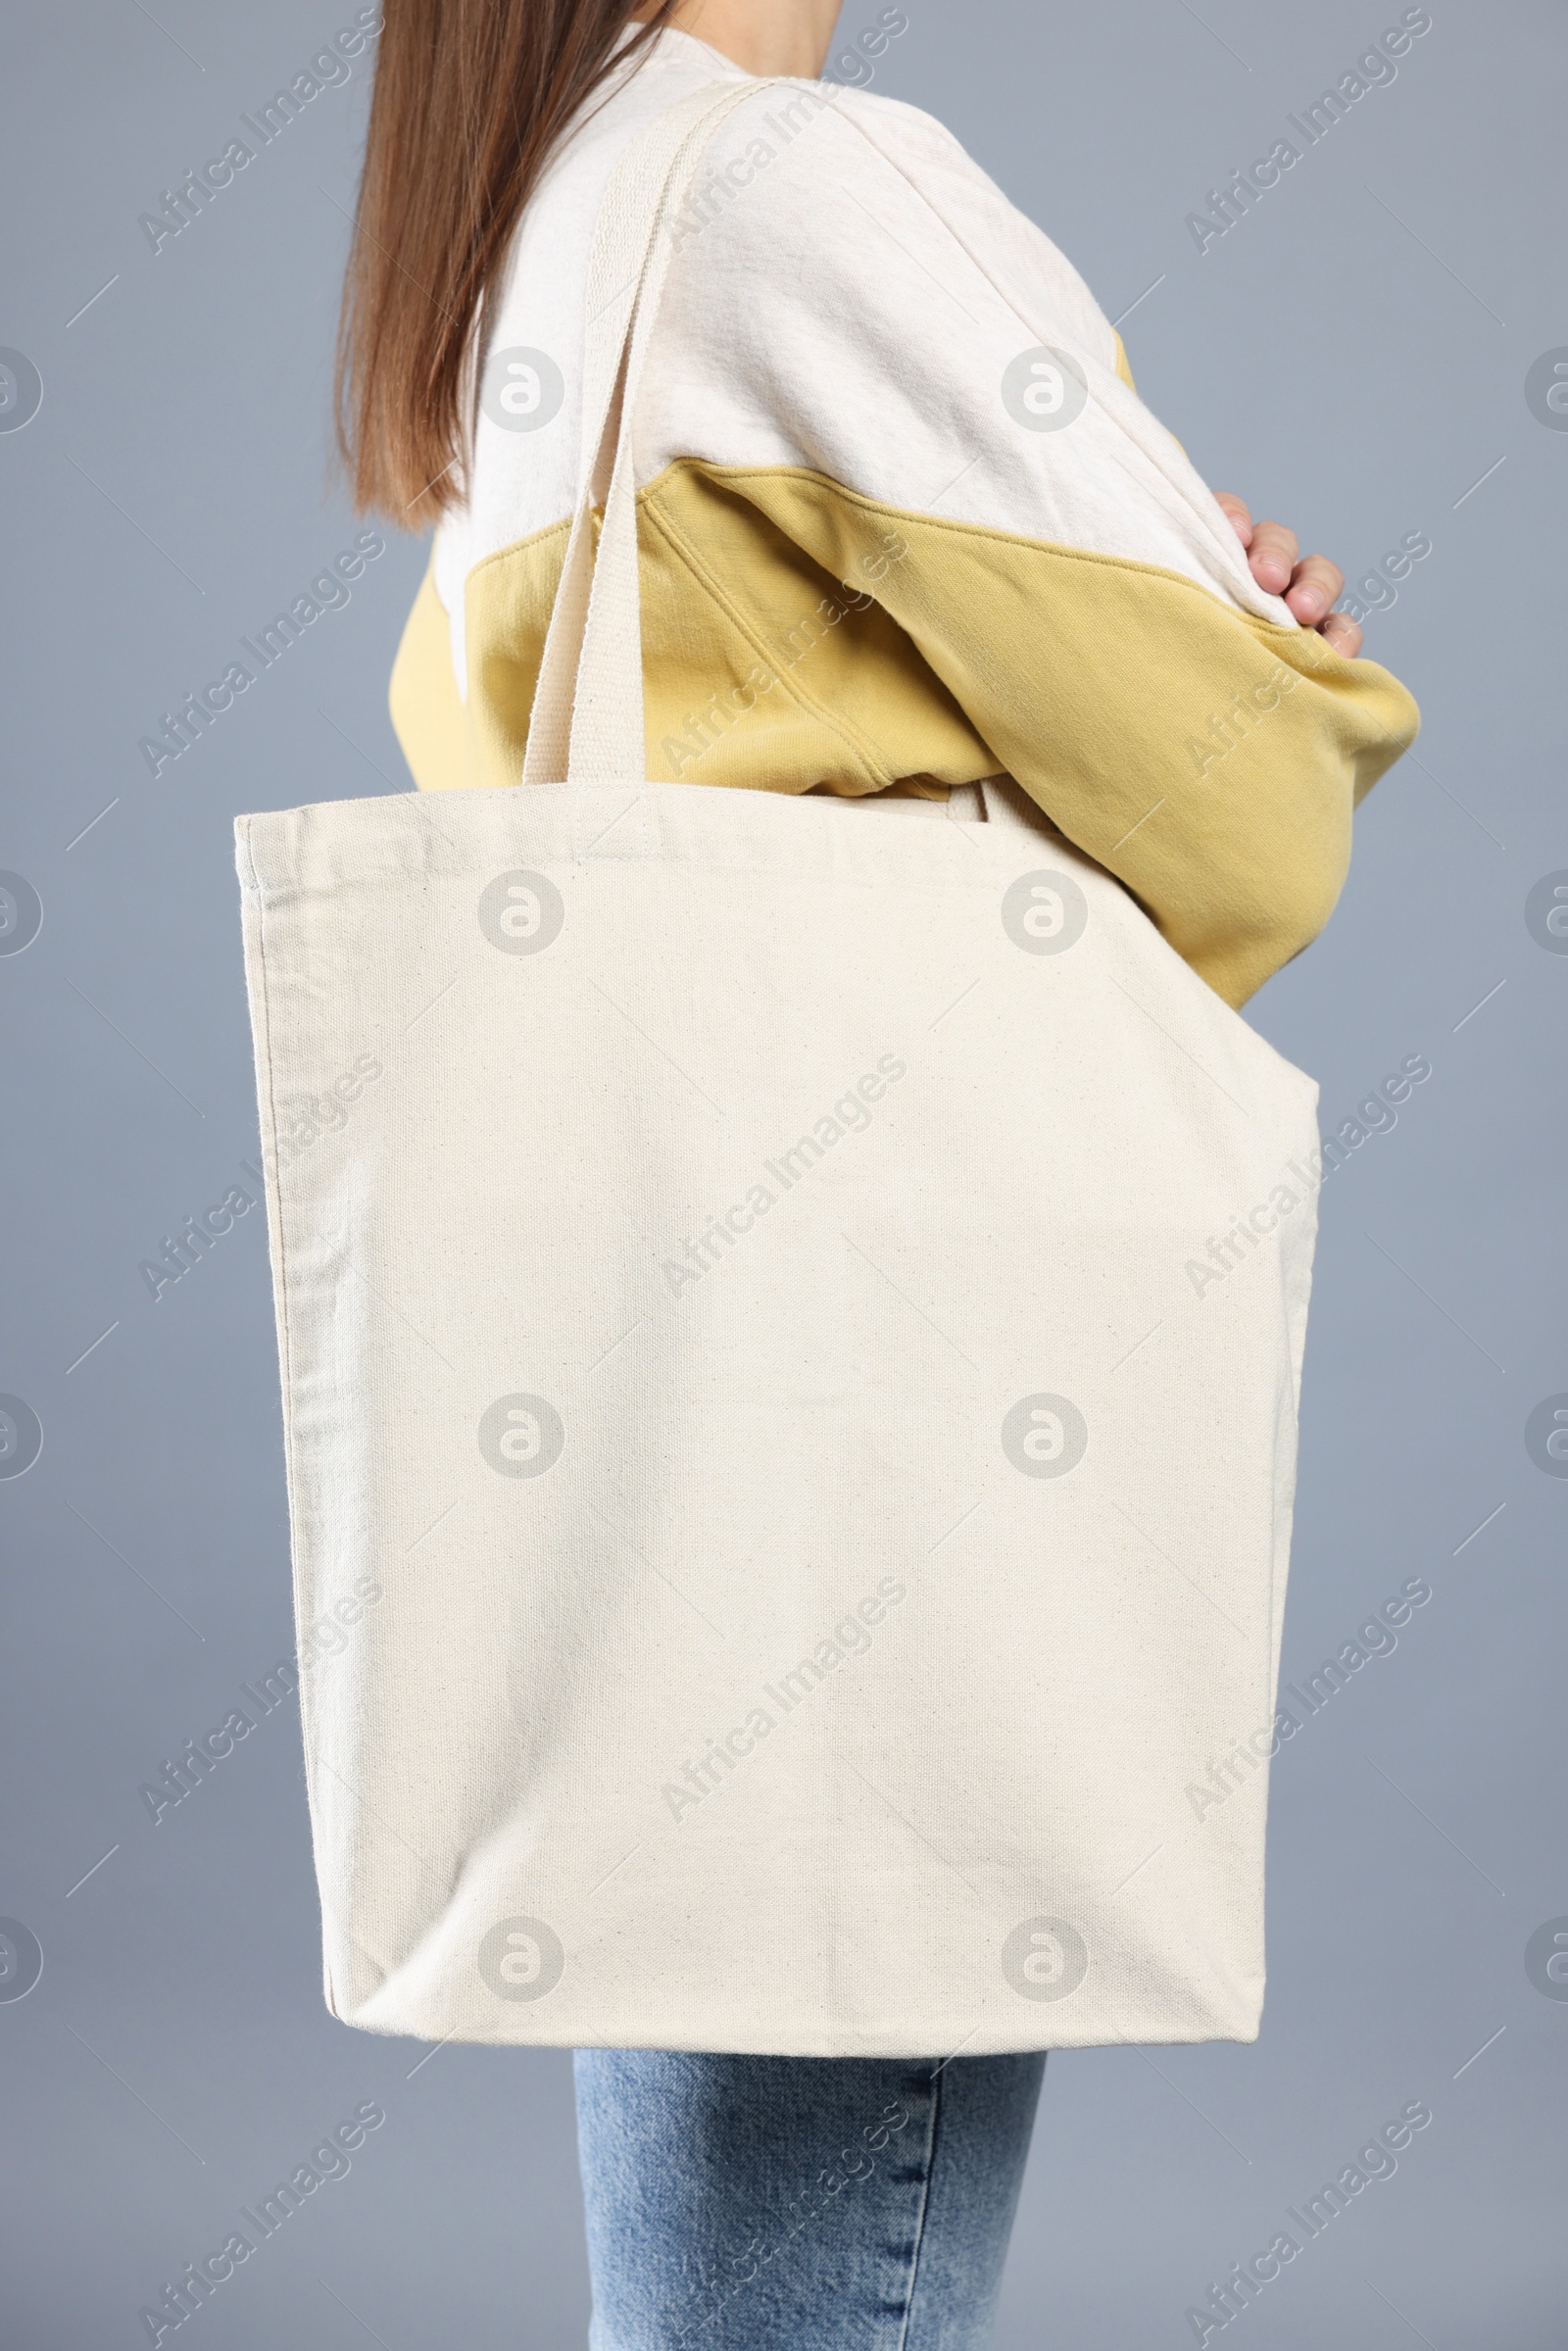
{"left": 322, "top": 3, "right": 1418, "bottom": 2343}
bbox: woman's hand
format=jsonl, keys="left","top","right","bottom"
{"left": 1214, "top": 492, "right": 1363, "bottom": 658}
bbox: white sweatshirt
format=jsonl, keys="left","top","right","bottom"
{"left": 391, "top": 27, "right": 1418, "bottom": 1006}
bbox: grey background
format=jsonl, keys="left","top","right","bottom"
{"left": 2, "top": 1, "right": 1563, "bottom": 2343}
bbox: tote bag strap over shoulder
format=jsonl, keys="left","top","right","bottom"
{"left": 520, "top": 74, "right": 806, "bottom": 789}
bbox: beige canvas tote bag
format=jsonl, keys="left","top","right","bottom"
{"left": 236, "top": 78, "right": 1322, "bottom": 2057}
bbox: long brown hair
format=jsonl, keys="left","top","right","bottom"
{"left": 337, "top": 1, "right": 676, "bottom": 525}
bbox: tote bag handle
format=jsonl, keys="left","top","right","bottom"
{"left": 520, "top": 74, "right": 805, "bottom": 788}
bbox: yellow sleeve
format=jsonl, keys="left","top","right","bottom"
{"left": 388, "top": 563, "right": 470, "bottom": 793}
{"left": 715, "top": 467, "right": 1420, "bottom": 1010}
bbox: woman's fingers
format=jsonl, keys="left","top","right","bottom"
{"left": 1245, "top": 518, "right": 1299, "bottom": 595}
{"left": 1213, "top": 491, "right": 1253, "bottom": 545}
{"left": 1214, "top": 496, "right": 1359, "bottom": 653}
{"left": 1282, "top": 551, "right": 1344, "bottom": 626}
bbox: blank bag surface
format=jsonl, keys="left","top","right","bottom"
{"left": 236, "top": 79, "right": 1320, "bottom": 2056}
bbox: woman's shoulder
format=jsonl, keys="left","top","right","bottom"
{"left": 663, "top": 75, "right": 1118, "bottom": 378}
{"left": 810, "top": 79, "right": 1005, "bottom": 181}
{"left": 443, "top": 48, "right": 1262, "bottom": 627}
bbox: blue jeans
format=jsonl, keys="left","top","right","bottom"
{"left": 573, "top": 2051, "right": 1047, "bottom": 2349}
